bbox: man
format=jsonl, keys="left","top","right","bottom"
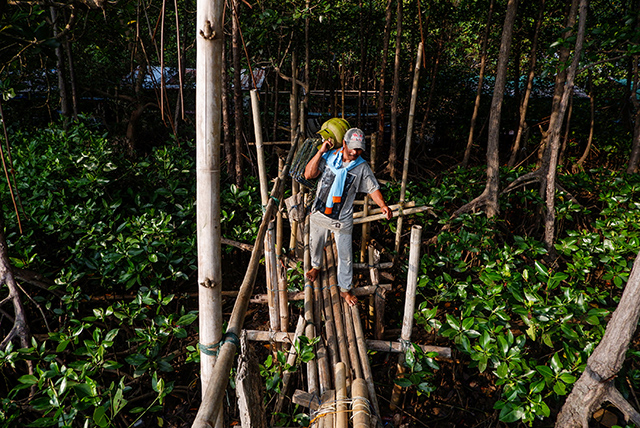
{"left": 304, "top": 128, "right": 393, "bottom": 306}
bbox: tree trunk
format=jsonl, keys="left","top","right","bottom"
{"left": 556, "top": 249, "right": 640, "bottom": 427}
{"left": 542, "top": 0, "right": 586, "bottom": 251}
{"left": 65, "top": 39, "right": 78, "bottom": 120}
{"left": 195, "top": 0, "right": 223, "bottom": 416}
{"left": 483, "top": 0, "right": 519, "bottom": 218}
{"left": 462, "top": 0, "right": 494, "bottom": 167}
{"left": 575, "top": 70, "right": 595, "bottom": 169}
{"left": 0, "top": 212, "right": 31, "bottom": 354}
{"left": 232, "top": 0, "right": 244, "bottom": 187}
{"left": 376, "top": 0, "right": 393, "bottom": 171}
{"left": 221, "top": 40, "right": 234, "bottom": 176}
{"left": 508, "top": 0, "right": 545, "bottom": 167}
{"left": 50, "top": 7, "right": 69, "bottom": 120}
{"left": 388, "top": 0, "right": 402, "bottom": 180}
{"left": 558, "top": 92, "right": 574, "bottom": 166}
{"left": 626, "top": 52, "right": 640, "bottom": 173}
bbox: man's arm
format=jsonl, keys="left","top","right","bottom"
{"left": 304, "top": 140, "right": 333, "bottom": 180}
{"left": 369, "top": 189, "right": 393, "bottom": 220}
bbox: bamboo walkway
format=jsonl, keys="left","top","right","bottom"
{"left": 239, "top": 220, "right": 451, "bottom": 428}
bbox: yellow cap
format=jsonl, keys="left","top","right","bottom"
{"left": 317, "top": 118, "right": 350, "bottom": 149}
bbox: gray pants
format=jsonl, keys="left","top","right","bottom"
{"left": 309, "top": 211, "right": 353, "bottom": 292}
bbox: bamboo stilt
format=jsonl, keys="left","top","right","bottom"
{"left": 394, "top": 43, "right": 423, "bottom": 254}
{"left": 368, "top": 246, "right": 385, "bottom": 340}
{"left": 390, "top": 225, "right": 423, "bottom": 410}
{"left": 352, "top": 378, "right": 371, "bottom": 428}
{"left": 273, "top": 316, "right": 306, "bottom": 418}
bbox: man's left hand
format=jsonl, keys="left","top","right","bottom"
{"left": 381, "top": 205, "right": 393, "bottom": 220}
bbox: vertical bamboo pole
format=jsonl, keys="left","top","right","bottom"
{"left": 315, "top": 270, "right": 331, "bottom": 394}
{"left": 195, "top": 0, "right": 223, "bottom": 409}
{"left": 335, "top": 362, "right": 348, "bottom": 428}
{"left": 303, "top": 215, "right": 319, "bottom": 395}
{"left": 352, "top": 378, "right": 371, "bottom": 428}
{"left": 394, "top": 43, "right": 423, "bottom": 254}
{"left": 369, "top": 245, "right": 386, "bottom": 340}
{"left": 390, "top": 225, "right": 422, "bottom": 409}
{"left": 289, "top": 53, "right": 300, "bottom": 257}
{"left": 273, "top": 316, "right": 306, "bottom": 418}
{"left": 253, "top": 89, "right": 280, "bottom": 334}
{"left": 276, "top": 158, "right": 289, "bottom": 333}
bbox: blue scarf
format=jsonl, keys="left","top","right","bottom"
{"left": 323, "top": 148, "right": 364, "bottom": 216}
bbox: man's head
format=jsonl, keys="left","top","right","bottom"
{"left": 342, "top": 128, "right": 365, "bottom": 161}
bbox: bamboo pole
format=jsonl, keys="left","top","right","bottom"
{"left": 353, "top": 201, "right": 416, "bottom": 218}
{"left": 276, "top": 157, "right": 289, "bottom": 333}
{"left": 314, "top": 269, "right": 332, "bottom": 395}
{"left": 342, "top": 293, "right": 363, "bottom": 381}
{"left": 352, "top": 378, "right": 371, "bottom": 428}
{"left": 252, "top": 88, "right": 280, "bottom": 334}
{"left": 195, "top": 0, "right": 223, "bottom": 410}
{"left": 242, "top": 283, "right": 392, "bottom": 304}
{"left": 354, "top": 206, "right": 432, "bottom": 225}
{"left": 321, "top": 261, "right": 340, "bottom": 369}
{"left": 273, "top": 316, "right": 306, "bottom": 418}
{"left": 350, "top": 304, "right": 382, "bottom": 428}
{"left": 303, "top": 214, "right": 319, "bottom": 395}
{"left": 325, "top": 243, "right": 351, "bottom": 375}
{"left": 394, "top": 43, "right": 423, "bottom": 254}
{"left": 243, "top": 330, "right": 452, "bottom": 360}
{"left": 335, "top": 362, "right": 348, "bottom": 428}
{"left": 390, "top": 225, "right": 423, "bottom": 410}
{"left": 192, "top": 131, "right": 301, "bottom": 428}
{"left": 369, "top": 245, "right": 386, "bottom": 340}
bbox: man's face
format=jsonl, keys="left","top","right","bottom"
{"left": 342, "top": 141, "right": 363, "bottom": 162}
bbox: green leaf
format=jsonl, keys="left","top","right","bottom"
{"left": 94, "top": 406, "right": 108, "bottom": 428}
{"left": 394, "top": 377, "right": 413, "bottom": 387}
{"left": 18, "top": 374, "right": 38, "bottom": 385}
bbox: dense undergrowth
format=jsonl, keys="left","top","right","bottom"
{"left": 1, "top": 120, "right": 640, "bottom": 427}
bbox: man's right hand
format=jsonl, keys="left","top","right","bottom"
{"left": 319, "top": 139, "right": 333, "bottom": 154}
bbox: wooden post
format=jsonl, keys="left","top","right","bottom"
{"left": 390, "top": 225, "right": 423, "bottom": 410}
{"left": 352, "top": 378, "right": 371, "bottom": 428}
{"left": 192, "top": 132, "right": 301, "bottom": 428}
{"left": 394, "top": 43, "right": 423, "bottom": 254}
{"left": 236, "top": 331, "right": 267, "bottom": 428}
{"left": 335, "top": 362, "right": 348, "bottom": 428}
{"left": 195, "top": 0, "right": 223, "bottom": 414}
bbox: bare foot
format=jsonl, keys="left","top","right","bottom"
{"left": 340, "top": 290, "right": 358, "bottom": 306}
{"left": 306, "top": 267, "right": 319, "bottom": 282}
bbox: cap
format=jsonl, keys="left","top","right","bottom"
{"left": 317, "top": 118, "right": 350, "bottom": 149}
{"left": 344, "top": 128, "right": 366, "bottom": 151}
